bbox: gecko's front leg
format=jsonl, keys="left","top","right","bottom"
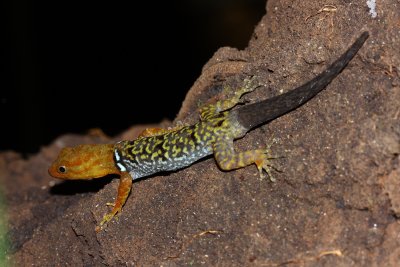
{"left": 96, "top": 171, "right": 132, "bottom": 232}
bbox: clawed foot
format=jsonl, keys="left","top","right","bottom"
{"left": 95, "top": 203, "right": 121, "bottom": 232}
{"left": 225, "top": 76, "right": 261, "bottom": 107}
{"left": 242, "top": 76, "right": 260, "bottom": 93}
{"left": 95, "top": 172, "right": 132, "bottom": 232}
{"left": 236, "top": 76, "right": 260, "bottom": 99}
{"left": 255, "top": 138, "right": 282, "bottom": 182}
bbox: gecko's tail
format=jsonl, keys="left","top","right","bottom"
{"left": 233, "top": 31, "right": 369, "bottom": 132}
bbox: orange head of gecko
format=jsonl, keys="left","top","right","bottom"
{"left": 48, "top": 144, "right": 120, "bottom": 179}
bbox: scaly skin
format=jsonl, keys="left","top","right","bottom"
{"left": 113, "top": 77, "right": 271, "bottom": 180}
{"left": 48, "top": 144, "right": 133, "bottom": 231}
{"left": 48, "top": 144, "right": 117, "bottom": 179}
{"left": 49, "top": 32, "right": 369, "bottom": 231}
{"left": 49, "top": 79, "right": 270, "bottom": 231}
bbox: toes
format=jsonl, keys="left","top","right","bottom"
{"left": 243, "top": 76, "right": 260, "bottom": 92}
{"left": 264, "top": 166, "right": 276, "bottom": 182}
{"left": 257, "top": 166, "right": 265, "bottom": 179}
{"left": 254, "top": 145, "right": 278, "bottom": 182}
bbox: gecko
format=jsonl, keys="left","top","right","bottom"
{"left": 48, "top": 32, "right": 369, "bottom": 231}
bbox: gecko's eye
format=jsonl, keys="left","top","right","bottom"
{"left": 58, "top": 166, "right": 67, "bottom": 173}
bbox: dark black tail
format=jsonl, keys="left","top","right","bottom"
{"left": 234, "top": 31, "right": 369, "bottom": 131}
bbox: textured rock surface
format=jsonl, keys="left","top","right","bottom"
{"left": 2, "top": 0, "right": 400, "bottom": 266}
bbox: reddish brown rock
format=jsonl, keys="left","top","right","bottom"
{"left": 2, "top": 0, "right": 400, "bottom": 266}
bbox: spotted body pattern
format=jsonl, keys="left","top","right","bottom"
{"left": 48, "top": 32, "right": 369, "bottom": 231}
{"left": 114, "top": 124, "right": 215, "bottom": 178}
{"left": 113, "top": 78, "right": 261, "bottom": 180}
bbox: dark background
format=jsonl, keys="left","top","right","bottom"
{"left": 2, "top": 1, "right": 266, "bottom": 155}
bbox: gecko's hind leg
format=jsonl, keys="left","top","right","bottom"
{"left": 200, "top": 76, "right": 260, "bottom": 120}
{"left": 213, "top": 135, "right": 279, "bottom": 182}
{"left": 255, "top": 137, "right": 283, "bottom": 182}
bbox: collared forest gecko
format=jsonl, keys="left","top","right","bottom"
{"left": 49, "top": 32, "right": 369, "bottom": 231}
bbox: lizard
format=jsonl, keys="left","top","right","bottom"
{"left": 48, "top": 32, "right": 369, "bottom": 231}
